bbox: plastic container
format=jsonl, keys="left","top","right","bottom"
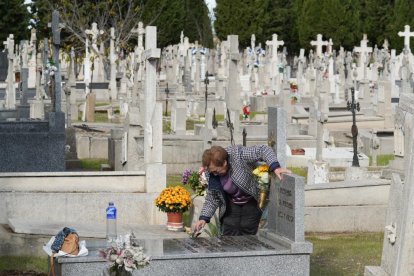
{"left": 106, "top": 202, "right": 117, "bottom": 241}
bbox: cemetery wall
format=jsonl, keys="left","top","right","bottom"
{"left": 305, "top": 180, "right": 390, "bottom": 232}
{"left": 0, "top": 171, "right": 164, "bottom": 226}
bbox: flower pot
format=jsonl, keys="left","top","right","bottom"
{"left": 166, "top": 212, "right": 184, "bottom": 231}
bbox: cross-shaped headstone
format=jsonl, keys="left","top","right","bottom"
{"left": 48, "top": 10, "right": 65, "bottom": 112}
{"left": 142, "top": 26, "right": 161, "bottom": 160}
{"left": 383, "top": 39, "right": 389, "bottom": 51}
{"left": 3, "top": 34, "right": 15, "bottom": 109}
{"left": 3, "top": 34, "right": 15, "bottom": 59}
{"left": 398, "top": 25, "right": 414, "bottom": 51}
{"left": 354, "top": 34, "right": 373, "bottom": 66}
{"left": 310, "top": 34, "right": 328, "bottom": 57}
{"left": 327, "top": 38, "right": 334, "bottom": 55}
{"left": 250, "top": 34, "right": 257, "bottom": 61}
{"left": 266, "top": 34, "right": 284, "bottom": 60}
{"left": 299, "top": 48, "right": 305, "bottom": 62}
{"left": 21, "top": 41, "right": 28, "bottom": 68}
{"left": 85, "top": 22, "right": 102, "bottom": 48}
{"left": 131, "top": 22, "right": 145, "bottom": 50}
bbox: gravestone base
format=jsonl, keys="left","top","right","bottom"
{"left": 307, "top": 160, "right": 329, "bottom": 185}
{"left": 29, "top": 100, "right": 45, "bottom": 119}
{"left": 52, "top": 236, "right": 311, "bottom": 276}
{"left": 345, "top": 166, "right": 368, "bottom": 181}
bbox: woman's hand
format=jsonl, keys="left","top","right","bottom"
{"left": 192, "top": 219, "right": 206, "bottom": 233}
{"left": 273, "top": 167, "right": 291, "bottom": 181}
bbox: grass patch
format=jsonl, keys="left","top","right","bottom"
{"left": 95, "top": 102, "right": 110, "bottom": 107}
{"left": 289, "top": 167, "right": 307, "bottom": 181}
{"left": 307, "top": 232, "right": 383, "bottom": 276}
{"left": 368, "top": 154, "right": 394, "bottom": 166}
{"left": 94, "top": 111, "right": 109, "bottom": 123}
{"left": 79, "top": 159, "right": 108, "bottom": 171}
{"left": 163, "top": 120, "right": 172, "bottom": 133}
{"left": 186, "top": 119, "right": 204, "bottom": 130}
{"left": 0, "top": 256, "right": 48, "bottom": 273}
{"left": 376, "top": 154, "right": 394, "bottom": 166}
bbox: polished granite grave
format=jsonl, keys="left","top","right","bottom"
{"left": 161, "top": 236, "right": 279, "bottom": 255}
{"left": 53, "top": 235, "right": 308, "bottom": 276}
{"left": 52, "top": 175, "right": 312, "bottom": 276}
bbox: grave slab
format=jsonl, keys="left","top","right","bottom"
{"left": 52, "top": 236, "right": 310, "bottom": 276}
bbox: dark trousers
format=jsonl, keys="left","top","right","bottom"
{"left": 221, "top": 200, "right": 262, "bottom": 236}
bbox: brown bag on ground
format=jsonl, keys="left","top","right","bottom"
{"left": 60, "top": 233, "right": 79, "bottom": 255}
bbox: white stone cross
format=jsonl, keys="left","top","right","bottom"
{"left": 3, "top": 34, "right": 15, "bottom": 109}
{"left": 226, "top": 35, "right": 241, "bottom": 111}
{"left": 21, "top": 41, "right": 28, "bottom": 68}
{"left": 131, "top": 22, "right": 145, "bottom": 50}
{"left": 354, "top": 34, "right": 372, "bottom": 65}
{"left": 398, "top": 25, "right": 414, "bottom": 51}
{"left": 327, "top": 38, "right": 334, "bottom": 55}
{"left": 383, "top": 39, "right": 389, "bottom": 50}
{"left": 310, "top": 34, "right": 328, "bottom": 57}
{"left": 142, "top": 26, "right": 161, "bottom": 160}
{"left": 250, "top": 34, "right": 256, "bottom": 59}
{"left": 3, "top": 34, "right": 15, "bottom": 59}
{"left": 266, "top": 34, "right": 284, "bottom": 60}
{"left": 85, "top": 22, "right": 103, "bottom": 48}
{"left": 251, "top": 34, "right": 256, "bottom": 51}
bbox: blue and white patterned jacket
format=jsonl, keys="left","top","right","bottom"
{"left": 199, "top": 144, "right": 280, "bottom": 223}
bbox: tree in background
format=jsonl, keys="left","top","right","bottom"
{"left": 141, "top": 0, "right": 213, "bottom": 48}
{"left": 360, "top": 0, "right": 393, "bottom": 49}
{"left": 214, "top": 0, "right": 264, "bottom": 48}
{"left": 262, "top": 0, "right": 298, "bottom": 53}
{"left": 30, "top": 0, "right": 143, "bottom": 53}
{"left": 387, "top": 0, "right": 414, "bottom": 52}
{"left": 297, "top": 0, "right": 361, "bottom": 52}
{"left": 0, "top": 0, "right": 30, "bottom": 43}
{"left": 184, "top": 0, "right": 214, "bottom": 48}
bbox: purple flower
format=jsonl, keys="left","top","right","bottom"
{"left": 182, "top": 169, "right": 192, "bottom": 185}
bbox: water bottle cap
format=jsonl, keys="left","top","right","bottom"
{"left": 109, "top": 202, "right": 114, "bottom": 206}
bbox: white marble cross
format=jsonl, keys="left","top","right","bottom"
{"left": 131, "top": 22, "right": 145, "bottom": 50}
{"left": 142, "top": 26, "right": 161, "bottom": 160}
{"left": 21, "top": 41, "right": 28, "bottom": 68}
{"left": 266, "top": 34, "right": 284, "bottom": 60}
{"left": 3, "top": 34, "right": 15, "bottom": 58}
{"left": 109, "top": 27, "right": 117, "bottom": 100}
{"left": 226, "top": 35, "right": 241, "bottom": 111}
{"left": 354, "top": 34, "right": 373, "bottom": 65}
{"left": 85, "top": 22, "right": 103, "bottom": 48}
{"left": 3, "top": 34, "right": 15, "bottom": 109}
{"left": 398, "top": 25, "right": 414, "bottom": 51}
{"left": 250, "top": 34, "right": 256, "bottom": 59}
{"left": 327, "top": 38, "right": 334, "bottom": 55}
{"left": 310, "top": 34, "right": 328, "bottom": 57}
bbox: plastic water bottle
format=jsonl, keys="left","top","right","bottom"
{"left": 106, "top": 202, "right": 117, "bottom": 241}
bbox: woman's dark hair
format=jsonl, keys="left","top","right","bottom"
{"left": 202, "top": 146, "right": 228, "bottom": 167}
